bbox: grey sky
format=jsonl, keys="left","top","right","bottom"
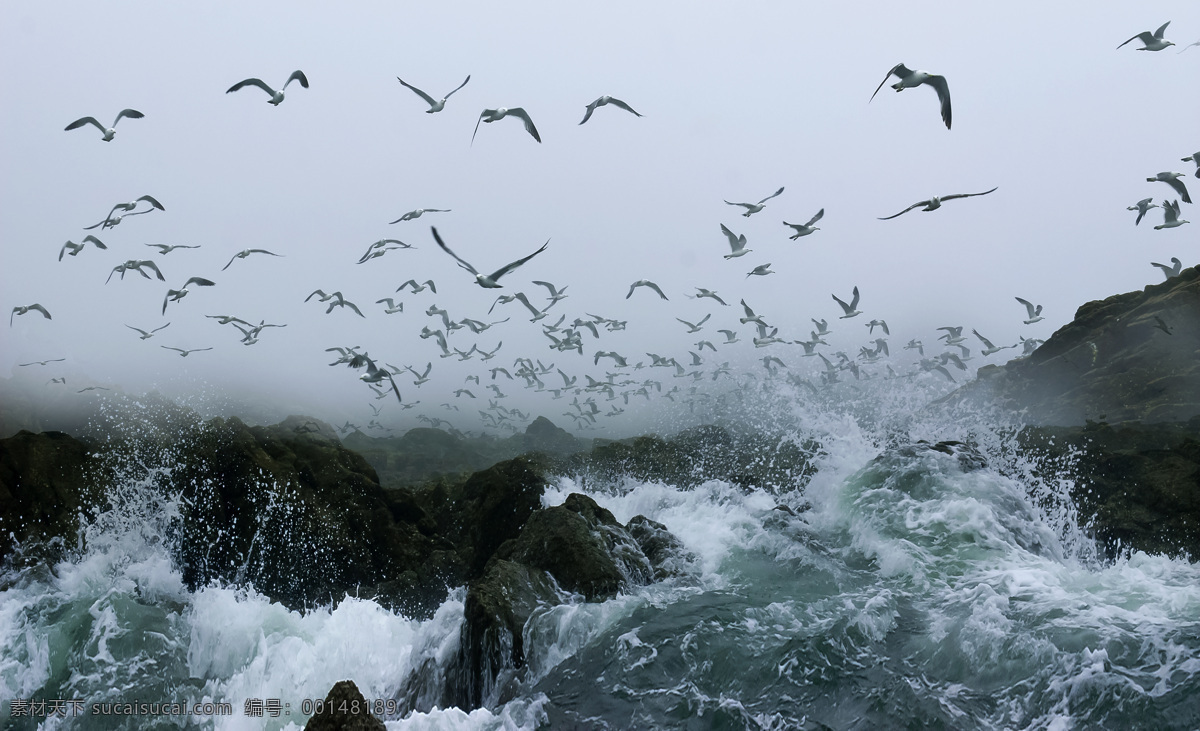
{"left": 2, "top": 2, "right": 1196, "bottom": 434}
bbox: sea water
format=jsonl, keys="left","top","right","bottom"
{"left": 2, "top": 394, "right": 1198, "bottom": 730}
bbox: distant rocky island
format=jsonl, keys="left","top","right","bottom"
{"left": 1, "top": 266, "right": 1196, "bottom": 725}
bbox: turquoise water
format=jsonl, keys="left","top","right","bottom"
{"left": 2, "top": 410, "right": 1199, "bottom": 730}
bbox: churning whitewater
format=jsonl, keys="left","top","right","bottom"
{"left": 2, "top": 392, "right": 1199, "bottom": 731}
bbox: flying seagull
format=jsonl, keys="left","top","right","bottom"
{"left": 1146, "top": 172, "right": 1192, "bottom": 204}
{"left": 11, "top": 304, "right": 52, "bottom": 326}
{"left": 783, "top": 209, "right": 824, "bottom": 239}
{"left": 227, "top": 71, "right": 308, "bottom": 105}
{"left": 431, "top": 227, "right": 549, "bottom": 288}
{"left": 676, "top": 314, "right": 711, "bottom": 333}
{"left": 18, "top": 358, "right": 65, "bottom": 367}
{"left": 870, "top": 63, "right": 952, "bottom": 129}
{"left": 376, "top": 298, "right": 404, "bottom": 314}
{"left": 1151, "top": 257, "right": 1183, "bottom": 279}
{"left": 162, "top": 277, "right": 215, "bottom": 315}
{"left": 59, "top": 235, "right": 107, "bottom": 261}
{"left": 689, "top": 288, "right": 728, "bottom": 306}
{"left": 146, "top": 243, "right": 200, "bottom": 255}
{"left": 85, "top": 196, "right": 165, "bottom": 230}
{"left": 1117, "top": 22, "right": 1175, "bottom": 51}
{"left": 396, "top": 279, "right": 437, "bottom": 294}
{"left": 222, "top": 248, "right": 284, "bottom": 270}
{"left": 161, "top": 346, "right": 213, "bottom": 357}
{"left": 472, "top": 107, "right": 541, "bottom": 144}
{"left": 746, "top": 263, "right": 775, "bottom": 277}
{"left": 64, "top": 109, "right": 144, "bottom": 141}
{"left": 879, "top": 187, "right": 998, "bottom": 219}
{"left": 972, "top": 330, "right": 1016, "bottom": 356}
{"left": 832, "top": 287, "right": 862, "bottom": 318}
{"left": 1155, "top": 200, "right": 1190, "bottom": 230}
{"left": 126, "top": 323, "right": 171, "bottom": 340}
{"left": 626, "top": 280, "right": 668, "bottom": 300}
{"left": 1183, "top": 151, "right": 1200, "bottom": 178}
{"left": 1128, "top": 198, "right": 1160, "bottom": 225}
{"left": 720, "top": 224, "right": 751, "bottom": 258}
{"left": 725, "top": 187, "right": 785, "bottom": 217}
{"left": 1015, "top": 297, "right": 1044, "bottom": 324}
{"left": 396, "top": 75, "right": 470, "bottom": 113}
{"left": 579, "top": 95, "right": 642, "bottom": 125}
{"left": 390, "top": 208, "right": 450, "bottom": 224}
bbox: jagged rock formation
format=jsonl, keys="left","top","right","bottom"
{"left": 941, "top": 266, "right": 1200, "bottom": 425}
{"left": 303, "top": 680, "right": 385, "bottom": 731}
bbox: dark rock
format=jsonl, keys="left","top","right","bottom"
{"left": 1018, "top": 419, "right": 1200, "bottom": 559}
{"left": 452, "top": 457, "right": 547, "bottom": 575}
{"left": 522, "top": 415, "right": 582, "bottom": 455}
{"left": 626, "top": 515, "right": 695, "bottom": 580}
{"left": 303, "top": 680, "right": 385, "bottom": 730}
{"left": 0, "top": 430, "right": 102, "bottom": 568}
{"left": 940, "top": 266, "right": 1200, "bottom": 425}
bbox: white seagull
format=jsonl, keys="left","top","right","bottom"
{"left": 11, "top": 304, "right": 52, "bottom": 326}
{"left": 162, "top": 277, "right": 215, "bottom": 315}
{"left": 626, "top": 280, "right": 668, "bottom": 300}
{"left": 1155, "top": 200, "right": 1190, "bottom": 230}
{"left": 396, "top": 75, "right": 470, "bottom": 113}
{"left": 64, "top": 109, "right": 144, "bottom": 141}
{"left": 390, "top": 208, "right": 451, "bottom": 224}
{"left": 226, "top": 70, "right": 309, "bottom": 105}
{"left": 1117, "top": 22, "right": 1175, "bottom": 51}
{"left": 1128, "top": 198, "right": 1160, "bottom": 225}
{"left": 126, "top": 323, "right": 171, "bottom": 340}
{"left": 832, "top": 287, "right": 862, "bottom": 319}
{"left": 222, "top": 249, "right": 283, "bottom": 270}
{"left": 59, "top": 235, "right": 107, "bottom": 261}
{"left": 1151, "top": 258, "right": 1183, "bottom": 279}
{"left": 870, "top": 63, "right": 952, "bottom": 129}
{"left": 725, "top": 187, "right": 785, "bottom": 217}
{"left": 1183, "top": 152, "right": 1200, "bottom": 178}
{"left": 746, "top": 263, "right": 774, "bottom": 278}
{"left": 1146, "top": 172, "right": 1192, "bottom": 204}
{"left": 972, "top": 330, "right": 1015, "bottom": 356}
{"left": 783, "top": 209, "right": 824, "bottom": 239}
{"left": 472, "top": 107, "right": 541, "bottom": 144}
{"left": 432, "top": 227, "right": 549, "bottom": 288}
{"left": 579, "top": 95, "right": 642, "bottom": 125}
{"left": 879, "top": 187, "right": 998, "bottom": 219}
{"left": 1015, "top": 297, "right": 1044, "bottom": 324}
{"left": 720, "top": 224, "right": 751, "bottom": 258}
{"left": 161, "top": 346, "right": 213, "bottom": 357}
{"left": 146, "top": 243, "right": 200, "bottom": 255}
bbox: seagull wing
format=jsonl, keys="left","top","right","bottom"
{"left": 431, "top": 227, "right": 480, "bottom": 276}
{"left": 921, "top": 75, "right": 952, "bottom": 129}
{"left": 646, "top": 282, "right": 668, "bottom": 300}
{"left": 444, "top": 74, "right": 470, "bottom": 100}
{"left": 806, "top": 208, "right": 825, "bottom": 226}
{"left": 64, "top": 117, "right": 104, "bottom": 132}
{"left": 579, "top": 98, "right": 601, "bottom": 125}
{"left": 1015, "top": 297, "right": 1037, "bottom": 318}
{"left": 870, "top": 63, "right": 909, "bottom": 102}
{"left": 941, "top": 187, "right": 999, "bottom": 202}
{"left": 221, "top": 254, "right": 238, "bottom": 271}
{"left": 1163, "top": 176, "right": 1192, "bottom": 204}
{"left": 113, "top": 109, "right": 145, "bottom": 125}
{"left": 849, "top": 286, "right": 860, "bottom": 310}
{"left": 508, "top": 108, "right": 541, "bottom": 142}
{"left": 972, "top": 329, "right": 995, "bottom": 349}
{"left": 396, "top": 77, "right": 437, "bottom": 106}
{"left": 471, "top": 109, "right": 490, "bottom": 145}
{"left": 28, "top": 304, "right": 51, "bottom": 320}
{"left": 227, "top": 78, "right": 276, "bottom": 96}
{"left": 1117, "top": 31, "right": 1155, "bottom": 49}
{"left": 183, "top": 277, "right": 216, "bottom": 288}
{"left": 756, "top": 187, "right": 785, "bottom": 206}
{"left": 485, "top": 239, "right": 550, "bottom": 282}
{"left": 512, "top": 292, "right": 543, "bottom": 316}
{"left": 249, "top": 248, "right": 282, "bottom": 257}
{"left": 878, "top": 201, "right": 927, "bottom": 220}
{"left": 83, "top": 235, "right": 107, "bottom": 249}
{"left": 138, "top": 260, "right": 166, "bottom": 281}
{"left": 152, "top": 323, "right": 171, "bottom": 333}
{"left": 1154, "top": 21, "right": 1171, "bottom": 39}
{"left": 606, "top": 97, "right": 641, "bottom": 116}
{"left": 720, "top": 224, "right": 746, "bottom": 252}
{"left": 161, "top": 346, "right": 185, "bottom": 354}
{"left": 306, "top": 289, "right": 329, "bottom": 302}
{"left": 625, "top": 283, "right": 637, "bottom": 299}
{"left": 284, "top": 70, "right": 309, "bottom": 89}
{"left": 136, "top": 194, "right": 165, "bottom": 210}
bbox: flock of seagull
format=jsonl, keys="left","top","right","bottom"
{"left": 9, "top": 20, "right": 1195, "bottom": 436}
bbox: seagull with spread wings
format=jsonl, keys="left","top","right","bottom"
{"left": 579, "top": 95, "right": 642, "bottom": 125}
{"left": 431, "top": 227, "right": 549, "bottom": 288}
{"left": 1117, "top": 21, "right": 1175, "bottom": 51}
{"left": 396, "top": 75, "right": 470, "bottom": 113}
{"left": 64, "top": 108, "right": 144, "bottom": 141}
{"left": 725, "top": 187, "right": 785, "bottom": 217}
{"left": 878, "top": 187, "right": 998, "bottom": 219}
{"left": 226, "top": 70, "right": 309, "bottom": 105}
{"left": 783, "top": 209, "right": 824, "bottom": 239}
{"left": 472, "top": 107, "right": 541, "bottom": 144}
{"left": 871, "top": 63, "right": 952, "bottom": 129}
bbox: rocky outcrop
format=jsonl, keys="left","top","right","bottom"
{"left": 303, "top": 680, "right": 385, "bottom": 731}
{"left": 522, "top": 415, "right": 582, "bottom": 455}
{"left": 941, "top": 266, "right": 1200, "bottom": 425}
{"left": 1019, "top": 419, "right": 1200, "bottom": 559}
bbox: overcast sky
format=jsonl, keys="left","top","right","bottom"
{"left": 1, "top": 2, "right": 1196, "bottom": 435}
